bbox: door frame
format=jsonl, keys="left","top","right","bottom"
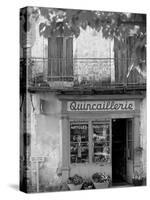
{"left": 111, "top": 118, "right": 127, "bottom": 183}
{"left": 126, "top": 118, "right": 134, "bottom": 183}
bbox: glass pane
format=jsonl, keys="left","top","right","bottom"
{"left": 93, "top": 142, "right": 110, "bottom": 162}
{"left": 92, "top": 122, "right": 110, "bottom": 163}
{"left": 70, "top": 143, "right": 89, "bottom": 163}
{"left": 92, "top": 123, "right": 110, "bottom": 142}
{"left": 70, "top": 123, "right": 88, "bottom": 142}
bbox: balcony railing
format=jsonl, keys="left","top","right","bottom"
{"left": 20, "top": 57, "right": 146, "bottom": 90}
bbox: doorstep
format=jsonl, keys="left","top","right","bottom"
{"left": 111, "top": 182, "right": 133, "bottom": 188}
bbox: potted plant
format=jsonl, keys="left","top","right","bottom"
{"left": 81, "top": 178, "right": 95, "bottom": 190}
{"left": 134, "top": 147, "right": 143, "bottom": 154}
{"left": 92, "top": 173, "right": 111, "bottom": 189}
{"left": 132, "top": 171, "right": 145, "bottom": 186}
{"left": 67, "top": 174, "right": 83, "bottom": 190}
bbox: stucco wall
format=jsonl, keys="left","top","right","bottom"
{"left": 73, "top": 27, "right": 115, "bottom": 83}
{"left": 140, "top": 96, "right": 147, "bottom": 176}
{"left": 74, "top": 27, "right": 113, "bottom": 58}
{"left": 30, "top": 17, "right": 114, "bottom": 59}
{"left": 30, "top": 93, "right": 62, "bottom": 191}
{"left": 70, "top": 164, "right": 111, "bottom": 179}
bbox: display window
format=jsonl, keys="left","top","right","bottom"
{"left": 70, "top": 122, "right": 89, "bottom": 163}
{"left": 92, "top": 122, "right": 111, "bottom": 163}
{"left": 70, "top": 120, "right": 111, "bottom": 164}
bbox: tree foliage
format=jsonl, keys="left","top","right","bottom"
{"left": 38, "top": 8, "right": 146, "bottom": 45}
{"left": 20, "top": 7, "right": 146, "bottom": 77}
{"left": 20, "top": 7, "right": 146, "bottom": 41}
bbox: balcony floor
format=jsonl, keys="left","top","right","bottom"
{"left": 27, "top": 83, "right": 146, "bottom": 96}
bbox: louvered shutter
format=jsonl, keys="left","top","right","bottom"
{"left": 126, "top": 36, "right": 146, "bottom": 83}
{"left": 48, "top": 37, "right": 73, "bottom": 82}
{"left": 114, "top": 38, "right": 128, "bottom": 84}
{"left": 48, "top": 37, "right": 57, "bottom": 80}
{"left": 66, "top": 37, "right": 73, "bottom": 81}
{"left": 56, "top": 37, "right": 63, "bottom": 78}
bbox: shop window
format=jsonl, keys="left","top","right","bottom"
{"left": 70, "top": 122, "right": 89, "bottom": 163}
{"left": 92, "top": 122, "right": 111, "bottom": 163}
{"left": 70, "top": 120, "right": 111, "bottom": 164}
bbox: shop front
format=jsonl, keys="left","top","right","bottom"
{"left": 59, "top": 94, "right": 145, "bottom": 187}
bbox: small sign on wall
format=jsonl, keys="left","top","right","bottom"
{"left": 67, "top": 101, "right": 135, "bottom": 112}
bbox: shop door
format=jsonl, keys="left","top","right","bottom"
{"left": 126, "top": 118, "right": 134, "bottom": 184}
{"left": 112, "top": 119, "right": 127, "bottom": 184}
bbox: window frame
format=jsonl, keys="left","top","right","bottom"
{"left": 48, "top": 36, "right": 73, "bottom": 81}
{"left": 69, "top": 120, "right": 89, "bottom": 165}
{"left": 126, "top": 118, "right": 134, "bottom": 161}
{"left": 92, "top": 121, "right": 111, "bottom": 164}
{"left": 69, "top": 119, "right": 111, "bottom": 166}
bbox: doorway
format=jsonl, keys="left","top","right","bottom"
{"left": 112, "top": 119, "right": 127, "bottom": 185}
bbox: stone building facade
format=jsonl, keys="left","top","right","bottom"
{"left": 20, "top": 12, "right": 146, "bottom": 192}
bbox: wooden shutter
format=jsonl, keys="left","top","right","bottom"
{"left": 114, "top": 36, "right": 145, "bottom": 85}
{"left": 56, "top": 37, "right": 63, "bottom": 78}
{"left": 127, "top": 36, "right": 146, "bottom": 83}
{"left": 114, "top": 38, "right": 128, "bottom": 84}
{"left": 66, "top": 37, "right": 73, "bottom": 81}
{"left": 48, "top": 37, "right": 73, "bottom": 82}
{"left": 48, "top": 37, "right": 57, "bottom": 80}
{"left": 126, "top": 36, "right": 138, "bottom": 83}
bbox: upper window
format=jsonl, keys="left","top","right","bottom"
{"left": 48, "top": 37, "right": 73, "bottom": 81}
{"left": 114, "top": 36, "right": 146, "bottom": 84}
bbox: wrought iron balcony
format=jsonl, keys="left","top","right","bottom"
{"left": 20, "top": 57, "right": 146, "bottom": 92}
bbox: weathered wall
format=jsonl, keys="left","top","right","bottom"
{"left": 140, "top": 96, "right": 147, "bottom": 176}
{"left": 70, "top": 164, "right": 111, "bottom": 179}
{"left": 30, "top": 93, "right": 62, "bottom": 191}
{"left": 73, "top": 27, "right": 115, "bottom": 83}
{"left": 31, "top": 16, "right": 48, "bottom": 58}
{"left": 74, "top": 27, "right": 113, "bottom": 58}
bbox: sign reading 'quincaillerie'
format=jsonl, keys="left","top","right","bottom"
{"left": 67, "top": 101, "right": 135, "bottom": 111}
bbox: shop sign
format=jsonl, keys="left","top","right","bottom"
{"left": 67, "top": 101, "right": 135, "bottom": 112}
